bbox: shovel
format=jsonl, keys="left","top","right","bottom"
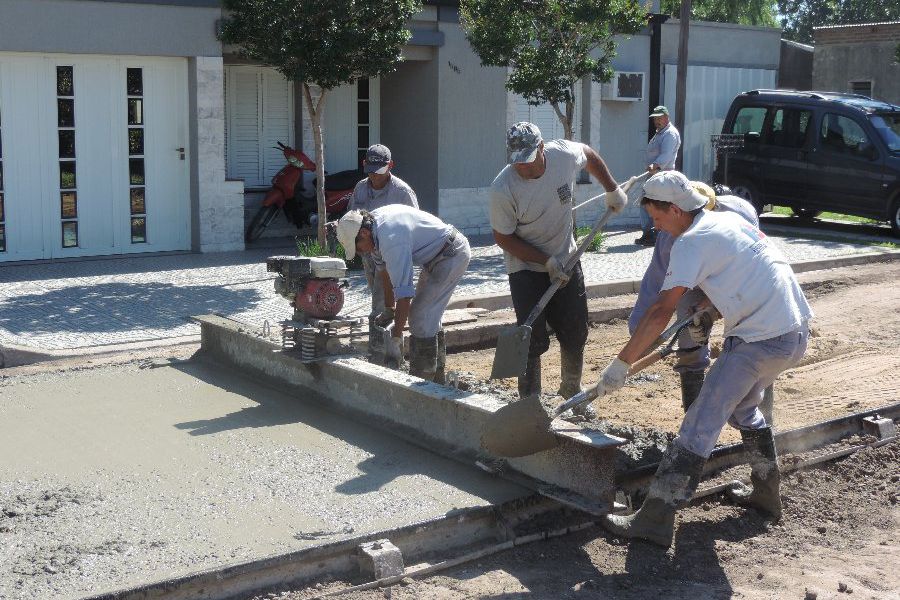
{"left": 481, "top": 309, "right": 709, "bottom": 458}
{"left": 489, "top": 172, "right": 650, "bottom": 380}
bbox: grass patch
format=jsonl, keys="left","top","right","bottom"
{"left": 574, "top": 226, "right": 604, "bottom": 252}
{"left": 295, "top": 236, "right": 363, "bottom": 270}
{"left": 771, "top": 205, "right": 882, "bottom": 225}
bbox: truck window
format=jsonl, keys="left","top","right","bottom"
{"left": 768, "top": 108, "right": 811, "bottom": 148}
{"left": 869, "top": 113, "right": 900, "bottom": 153}
{"left": 820, "top": 113, "right": 873, "bottom": 157}
{"left": 731, "top": 106, "right": 767, "bottom": 135}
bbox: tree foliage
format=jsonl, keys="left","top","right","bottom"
{"left": 778, "top": 0, "right": 900, "bottom": 43}
{"left": 660, "top": 0, "right": 777, "bottom": 27}
{"left": 219, "top": 0, "right": 420, "bottom": 243}
{"left": 460, "top": 0, "right": 646, "bottom": 140}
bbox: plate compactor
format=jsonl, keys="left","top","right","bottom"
{"left": 267, "top": 255, "right": 366, "bottom": 361}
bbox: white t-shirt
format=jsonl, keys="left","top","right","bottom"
{"left": 662, "top": 211, "right": 812, "bottom": 343}
{"left": 489, "top": 140, "right": 587, "bottom": 274}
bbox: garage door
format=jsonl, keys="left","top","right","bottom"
{"left": 0, "top": 54, "right": 189, "bottom": 262}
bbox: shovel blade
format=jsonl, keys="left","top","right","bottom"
{"left": 480, "top": 394, "right": 559, "bottom": 457}
{"left": 490, "top": 325, "right": 532, "bottom": 379}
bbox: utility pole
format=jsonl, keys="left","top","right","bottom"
{"left": 674, "top": 0, "right": 690, "bottom": 171}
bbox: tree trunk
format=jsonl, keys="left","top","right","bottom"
{"left": 674, "top": 0, "right": 691, "bottom": 172}
{"left": 303, "top": 83, "right": 328, "bottom": 246}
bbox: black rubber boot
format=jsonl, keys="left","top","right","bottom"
{"left": 558, "top": 348, "right": 595, "bottom": 420}
{"left": 434, "top": 330, "right": 447, "bottom": 385}
{"left": 679, "top": 371, "right": 705, "bottom": 412}
{"left": 603, "top": 443, "right": 706, "bottom": 547}
{"left": 409, "top": 335, "right": 438, "bottom": 381}
{"left": 726, "top": 426, "right": 782, "bottom": 520}
{"left": 517, "top": 356, "right": 541, "bottom": 401}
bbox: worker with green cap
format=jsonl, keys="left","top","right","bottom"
{"left": 637, "top": 105, "right": 681, "bottom": 246}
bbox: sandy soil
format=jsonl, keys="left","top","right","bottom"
{"left": 279, "top": 440, "right": 900, "bottom": 600}
{"left": 447, "top": 261, "right": 900, "bottom": 451}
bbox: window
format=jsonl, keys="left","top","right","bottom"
{"left": 850, "top": 80, "right": 872, "bottom": 98}
{"left": 731, "top": 106, "right": 767, "bottom": 135}
{"left": 224, "top": 66, "right": 294, "bottom": 188}
{"left": 127, "top": 68, "right": 147, "bottom": 243}
{"left": 767, "top": 108, "right": 811, "bottom": 148}
{"left": 57, "top": 66, "right": 78, "bottom": 248}
{"left": 357, "top": 78, "right": 370, "bottom": 166}
{"left": 869, "top": 113, "right": 900, "bottom": 153}
{"left": 820, "top": 113, "right": 874, "bottom": 158}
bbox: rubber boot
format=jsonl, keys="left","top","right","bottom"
{"left": 433, "top": 330, "right": 447, "bottom": 385}
{"left": 679, "top": 371, "right": 705, "bottom": 412}
{"left": 558, "top": 348, "right": 596, "bottom": 420}
{"left": 603, "top": 443, "right": 706, "bottom": 547}
{"left": 517, "top": 356, "right": 541, "bottom": 401}
{"left": 726, "top": 426, "right": 782, "bottom": 520}
{"left": 408, "top": 335, "right": 439, "bottom": 381}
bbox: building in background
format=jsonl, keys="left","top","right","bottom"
{"left": 813, "top": 22, "right": 900, "bottom": 105}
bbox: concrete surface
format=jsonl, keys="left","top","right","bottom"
{"left": 0, "top": 358, "right": 527, "bottom": 600}
{"left": 0, "top": 225, "right": 896, "bottom": 357}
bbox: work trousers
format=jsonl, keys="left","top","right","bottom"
{"left": 363, "top": 254, "right": 386, "bottom": 318}
{"left": 407, "top": 234, "right": 471, "bottom": 338}
{"left": 677, "top": 324, "right": 808, "bottom": 458}
{"left": 508, "top": 263, "right": 589, "bottom": 359}
{"left": 673, "top": 288, "right": 711, "bottom": 374}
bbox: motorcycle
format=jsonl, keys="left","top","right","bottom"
{"left": 245, "top": 142, "right": 363, "bottom": 243}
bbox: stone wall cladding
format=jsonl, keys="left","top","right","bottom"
{"left": 438, "top": 184, "right": 640, "bottom": 236}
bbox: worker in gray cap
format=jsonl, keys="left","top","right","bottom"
{"left": 348, "top": 144, "right": 419, "bottom": 321}
{"left": 636, "top": 105, "right": 681, "bottom": 246}
{"left": 594, "top": 170, "right": 812, "bottom": 548}
{"left": 490, "top": 121, "right": 629, "bottom": 420}
{"left": 335, "top": 205, "right": 470, "bottom": 383}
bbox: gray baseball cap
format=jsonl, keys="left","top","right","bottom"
{"left": 363, "top": 144, "right": 391, "bottom": 174}
{"left": 507, "top": 122, "right": 543, "bottom": 164}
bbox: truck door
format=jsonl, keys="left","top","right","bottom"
{"left": 759, "top": 106, "right": 812, "bottom": 208}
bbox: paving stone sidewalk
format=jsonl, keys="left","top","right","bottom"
{"left": 0, "top": 227, "right": 895, "bottom": 353}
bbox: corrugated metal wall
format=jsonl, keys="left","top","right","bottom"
{"left": 664, "top": 65, "right": 775, "bottom": 181}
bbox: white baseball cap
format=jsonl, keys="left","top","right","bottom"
{"left": 336, "top": 210, "right": 364, "bottom": 260}
{"left": 642, "top": 171, "right": 708, "bottom": 211}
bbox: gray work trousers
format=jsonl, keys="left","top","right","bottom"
{"left": 673, "top": 288, "right": 710, "bottom": 374}
{"left": 677, "top": 324, "right": 808, "bottom": 458}
{"left": 363, "top": 253, "right": 386, "bottom": 318}
{"left": 407, "top": 234, "right": 471, "bottom": 338}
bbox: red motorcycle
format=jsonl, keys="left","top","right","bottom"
{"left": 245, "top": 142, "right": 362, "bottom": 242}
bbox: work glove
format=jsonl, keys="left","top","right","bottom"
{"left": 594, "top": 358, "right": 630, "bottom": 395}
{"left": 604, "top": 186, "right": 628, "bottom": 214}
{"left": 688, "top": 307, "right": 721, "bottom": 346}
{"left": 385, "top": 334, "right": 403, "bottom": 364}
{"left": 373, "top": 307, "right": 395, "bottom": 328}
{"left": 544, "top": 255, "right": 571, "bottom": 287}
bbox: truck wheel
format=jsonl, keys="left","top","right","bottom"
{"left": 891, "top": 197, "right": 900, "bottom": 238}
{"left": 731, "top": 181, "right": 764, "bottom": 215}
{"left": 793, "top": 207, "right": 821, "bottom": 221}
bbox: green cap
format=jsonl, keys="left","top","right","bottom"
{"left": 650, "top": 105, "right": 669, "bottom": 117}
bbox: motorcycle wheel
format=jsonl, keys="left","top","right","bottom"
{"left": 245, "top": 205, "right": 280, "bottom": 243}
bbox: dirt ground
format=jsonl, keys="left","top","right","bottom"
{"left": 448, "top": 261, "right": 900, "bottom": 451}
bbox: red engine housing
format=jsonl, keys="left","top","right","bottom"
{"left": 294, "top": 279, "right": 344, "bottom": 319}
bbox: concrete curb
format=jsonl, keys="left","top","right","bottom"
{"left": 448, "top": 248, "right": 900, "bottom": 312}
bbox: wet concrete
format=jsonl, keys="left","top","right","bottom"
{"left": 0, "top": 360, "right": 527, "bottom": 600}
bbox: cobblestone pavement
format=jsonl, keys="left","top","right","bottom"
{"left": 0, "top": 227, "right": 895, "bottom": 352}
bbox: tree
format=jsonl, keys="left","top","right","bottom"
{"left": 660, "top": 0, "right": 777, "bottom": 27}
{"left": 220, "top": 0, "right": 421, "bottom": 244}
{"left": 778, "top": 0, "right": 900, "bottom": 44}
{"left": 460, "top": 0, "right": 646, "bottom": 141}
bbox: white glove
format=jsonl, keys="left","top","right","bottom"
{"left": 374, "top": 307, "right": 395, "bottom": 328}
{"left": 604, "top": 186, "right": 628, "bottom": 213}
{"left": 598, "top": 358, "right": 630, "bottom": 393}
{"left": 385, "top": 335, "right": 403, "bottom": 363}
{"left": 544, "top": 255, "right": 571, "bottom": 286}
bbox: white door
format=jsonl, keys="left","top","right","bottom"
{"left": 0, "top": 53, "right": 189, "bottom": 262}
{"left": 319, "top": 77, "right": 380, "bottom": 173}
{"left": 514, "top": 95, "right": 583, "bottom": 142}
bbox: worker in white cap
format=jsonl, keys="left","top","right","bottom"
{"left": 595, "top": 170, "right": 812, "bottom": 547}
{"left": 335, "top": 205, "right": 470, "bottom": 383}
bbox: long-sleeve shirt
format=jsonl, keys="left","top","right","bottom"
{"left": 646, "top": 123, "right": 681, "bottom": 171}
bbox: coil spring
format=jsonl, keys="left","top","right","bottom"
{"left": 281, "top": 322, "right": 296, "bottom": 350}
{"left": 349, "top": 320, "right": 364, "bottom": 345}
{"left": 300, "top": 327, "right": 317, "bottom": 361}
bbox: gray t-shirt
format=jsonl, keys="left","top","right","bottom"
{"left": 489, "top": 139, "right": 587, "bottom": 274}
{"left": 348, "top": 174, "right": 419, "bottom": 213}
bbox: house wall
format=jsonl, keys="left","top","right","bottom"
{"left": 813, "top": 24, "right": 900, "bottom": 105}
{"left": 779, "top": 39, "right": 814, "bottom": 91}
{"left": 0, "top": 0, "right": 222, "bottom": 57}
{"left": 661, "top": 19, "right": 781, "bottom": 70}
